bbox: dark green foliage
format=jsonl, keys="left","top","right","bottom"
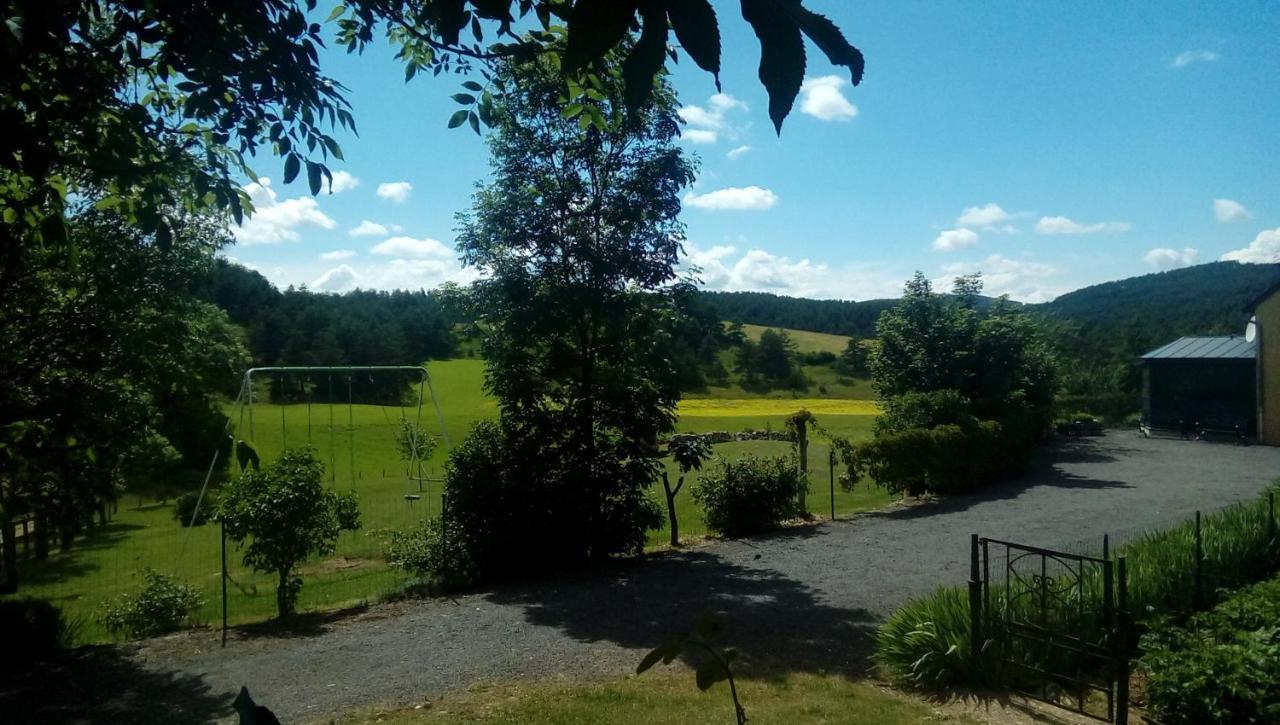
{"left": 233, "top": 687, "right": 282, "bottom": 725}
{"left": 0, "top": 599, "right": 76, "bottom": 658}
{"left": 834, "top": 338, "right": 870, "bottom": 377}
{"left": 844, "top": 422, "right": 1017, "bottom": 497}
{"left": 207, "top": 260, "right": 459, "bottom": 370}
{"left": 1139, "top": 578, "right": 1280, "bottom": 724}
{"left": 692, "top": 456, "right": 807, "bottom": 537}
{"left": 442, "top": 422, "right": 664, "bottom": 579}
{"left": 173, "top": 492, "right": 216, "bottom": 527}
{"left": 734, "top": 329, "right": 808, "bottom": 391}
{"left": 99, "top": 569, "right": 203, "bottom": 639}
{"left": 217, "top": 448, "right": 360, "bottom": 618}
{"left": 698, "top": 291, "right": 898, "bottom": 339}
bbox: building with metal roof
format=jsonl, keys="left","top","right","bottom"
{"left": 1139, "top": 336, "right": 1256, "bottom": 438}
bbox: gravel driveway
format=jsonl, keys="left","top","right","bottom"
{"left": 8, "top": 431, "right": 1280, "bottom": 723}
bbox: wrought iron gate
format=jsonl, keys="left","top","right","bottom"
{"left": 969, "top": 535, "right": 1130, "bottom": 722}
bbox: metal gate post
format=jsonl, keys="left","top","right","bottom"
{"left": 1116, "top": 556, "right": 1130, "bottom": 724}
{"left": 969, "top": 534, "right": 983, "bottom": 672}
{"left": 829, "top": 449, "right": 836, "bottom": 521}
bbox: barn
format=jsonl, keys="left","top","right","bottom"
{"left": 1139, "top": 336, "right": 1256, "bottom": 438}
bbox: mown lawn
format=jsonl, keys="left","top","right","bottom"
{"left": 5, "top": 358, "right": 889, "bottom": 643}
{"left": 339, "top": 670, "right": 981, "bottom": 725}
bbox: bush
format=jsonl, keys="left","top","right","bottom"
{"left": 384, "top": 518, "right": 477, "bottom": 592}
{"left": 797, "top": 350, "right": 837, "bottom": 366}
{"left": 173, "top": 491, "right": 216, "bottom": 527}
{"left": 1139, "top": 577, "right": 1280, "bottom": 724}
{"left": 692, "top": 455, "right": 806, "bottom": 537}
{"left": 844, "top": 421, "right": 1021, "bottom": 497}
{"left": 0, "top": 599, "right": 78, "bottom": 658}
{"left": 441, "top": 421, "right": 664, "bottom": 582}
{"left": 99, "top": 568, "right": 203, "bottom": 638}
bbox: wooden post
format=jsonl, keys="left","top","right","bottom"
{"left": 969, "top": 534, "right": 982, "bottom": 673}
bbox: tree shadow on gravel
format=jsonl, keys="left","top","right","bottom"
{"left": 483, "top": 549, "right": 881, "bottom": 682}
{"left": 0, "top": 646, "right": 232, "bottom": 724}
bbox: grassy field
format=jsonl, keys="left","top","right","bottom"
{"left": 739, "top": 323, "right": 850, "bottom": 355}
{"left": 6, "top": 356, "right": 887, "bottom": 643}
{"left": 339, "top": 670, "right": 982, "bottom": 724}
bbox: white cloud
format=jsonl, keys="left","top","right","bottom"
{"left": 1035, "top": 216, "right": 1131, "bottom": 235}
{"left": 312, "top": 264, "right": 361, "bottom": 293}
{"left": 1221, "top": 228, "right": 1280, "bottom": 264}
{"left": 1144, "top": 247, "right": 1199, "bottom": 269}
{"left": 1213, "top": 198, "right": 1251, "bottom": 223}
{"left": 939, "top": 254, "right": 1062, "bottom": 302}
{"left": 677, "top": 93, "right": 747, "bottom": 144}
{"left": 727, "top": 145, "right": 753, "bottom": 160}
{"left": 370, "top": 236, "right": 453, "bottom": 259}
{"left": 233, "top": 177, "right": 336, "bottom": 245}
{"left": 933, "top": 228, "right": 980, "bottom": 252}
{"left": 349, "top": 220, "right": 387, "bottom": 237}
{"left": 327, "top": 170, "right": 359, "bottom": 194}
{"left": 681, "top": 129, "right": 718, "bottom": 144}
{"left": 1171, "top": 49, "right": 1219, "bottom": 68}
{"left": 376, "top": 181, "right": 413, "bottom": 203}
{"left": 957, "top": 203, "right": 1011, "bottom": 228}
{"left": 682, "top": 242, "right": 902, "bottom": 300}
{"left": 798, "top": 76, "right": 858, "bottom": 121}
{"left": 683, "top": 186, "right": 778, "bottom": 211}
{"left": 320, "top": 249, "right": 356, "bottom": 261}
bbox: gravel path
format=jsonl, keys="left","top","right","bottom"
{"left": 8, "top": 432, "right": 1280, "bottom": 723}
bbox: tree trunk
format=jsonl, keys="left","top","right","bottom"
{"left": 662, "top": 472, "right": 681, "bottom": 547}
{"left": 0, "top": 503, "right": 17, "bottom": 593}
{"left": 276, "top": 568, "right": 293, "bottom": 619}
{"left": 33, "top": 512, "right": 50, "bottom": 560}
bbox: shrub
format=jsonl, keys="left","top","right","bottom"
{"left": 844, "top": 421, "right": 1019, "bottom": 497}
{"left": 384, "top": 518, "right": 477, "bottom": 592}
{"left": 0, "top": 599, "right": 78, "bottom": 658}
{"left": 1139, "top": 577, "right": 1280, "bottom": 724}
{"left": 875, "top": 389, "right": 975, "bottom": 434}
{"left": 173, "top": 491, "right": 216, "bottom": 527}
{"left": 99, "top": 569, "right": 203, "bottom": 638}
{"left": 692, "top": 455, "right": 806, "bottom": 537}
{"left": 874, "top": 586, "right": 979, "bottom": 687}
{"left": 441, "top": 421, "right": 664, "bottom": 582}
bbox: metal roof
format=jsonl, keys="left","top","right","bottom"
{"left": 1140, "top": 336, "right": 1256, "bottom": 361}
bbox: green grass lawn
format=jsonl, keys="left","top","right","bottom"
{"left": 5, "top": 357, "right": 889, "bottom": 643}
{"left": 739, "top": 323, "right": 850, "bottom": 355}
{"left": 338, "top": 670, "right": 981, "bottom": 725}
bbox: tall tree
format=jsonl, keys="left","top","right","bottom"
{"left": 450, "top": 45, "right": 693, "bottom": 567}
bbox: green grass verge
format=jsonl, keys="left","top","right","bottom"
{"left": 5, "top": 358, "right": 888, "bottom": 644}
{"left": 336, "top": 670, "right": 981, "bottom": 725}
{"left": 739, "top": 324, "right": 851, "bottom": 355}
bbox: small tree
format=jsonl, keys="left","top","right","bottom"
{"left": 217, "top": 448, "right": 360, "bottom": 619}
{"left": 395, "top": 420, "right": 438, "bottom": 489}
{"left": 660, "top": 434, "right": 713, "bottom": 547}
{"left": 785, "top": 410, "right": 818, "bottom": 515}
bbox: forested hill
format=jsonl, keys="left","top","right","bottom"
{"left": 1037, "top": 261, "right": 1280, "bottom": 338}
{"left": 696, "top": 262, "right": 1280, "bottom": 344}
{"left": 694, "top": 291, "right": 897, "bottom": 339}
{"left": 205, "top": 260, "right": 458, "bottom": 366}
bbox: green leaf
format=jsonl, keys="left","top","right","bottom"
{"left": 561, "top": 103, "right": 586, "bottom": 120}
{"left": 468, "top": 111, "right": 480, "bottom": 135}
{"left": 283, "top": 154, "right": 301, "bottom": 184}
{"left": 306, "top": 160, "right": 322, "bottom": 196}
{"left": 448, "top": 109, "right": 469, "bottom": 128}
{"left": 795, "top": 7, "right": 864, "bottom": 85}
{"left": 741, "top": 0, "right": 806, "bottom": 135}
{"left": 667, "top": 0, "right": 720, "bottom": 87}
{"left": 462, "top": 80, "right": 484, "bottom": 92}
{"left": 695, "top": 661, "right": 728, "bottom": 691}
{"left": 623, "top": 2, "right": 668, "bottom": 115}
{"left": 325, "top": 5, "right": 346, "bottom": 22}
{"left": 695, "top": 616, "right": 725, "bottom": 641}
{"left": 451, "top": 93, "right": 476, "bottom": 105}
{"left": 636, "top": 646, "right": 667, "bottom": 674}
{"left": 563, "top": 0, "right": 638, "bottom": 72}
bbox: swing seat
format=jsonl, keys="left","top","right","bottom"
{"left": 403, "top": 494, "right": 422, "bottom": 502}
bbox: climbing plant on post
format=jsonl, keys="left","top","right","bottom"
{"left": 661, "top": 434, "right": 713, "bottom": 547}
{"left": 785, "top": 410, "right": 818, "bottom": 516}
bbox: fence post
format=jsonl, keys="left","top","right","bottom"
{"left": 829, "top": 449, "right": 836, "bottom": 521}
{"left": 969, "top": 534, "right": 982, "bottom": 673}
{"left": 1194, "top": 510, "right": 1204, "bottom": 609}
{"left": 221, "top": 518, "right": 229, "bottom": 649}
{"left": 1103, "top": 533, "right": 1109, "bottom": 561}
{"left": 1116, "top": 556, "right": 1130, "bottom": 725}
{"left": 1269, "top": 492, "right": 1276, "bottom": 545}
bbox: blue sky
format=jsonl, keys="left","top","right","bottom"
{"left": 226, "top": 1, "right": 1280, "bottom": 303}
